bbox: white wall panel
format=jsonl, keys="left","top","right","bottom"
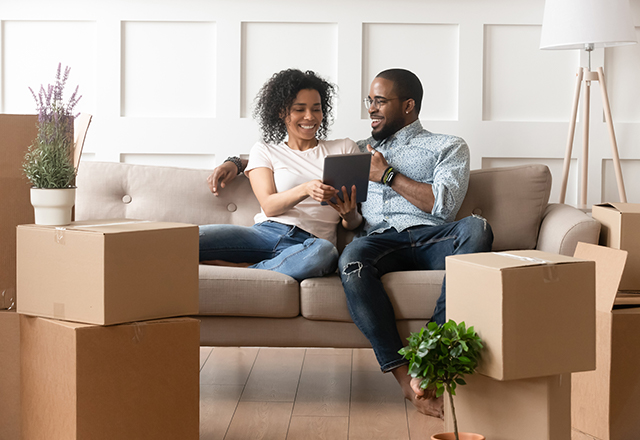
{"left": 602, "top": 159, "right": 640, "bottom": 203}
{"left": 2, "top": 20, "right": 96, "bottom": 114}
{"left": 121, "top": 21, "right": 216, "bottom": 117}
{"left": 606, "top": 27, "right": 640, "bottom": 123}
{"left": 241, "top": 22, "right": 338, "bottom": 118}
{"left": 2, "top": 0, "right": 640, "bottom": 206}
{"left": 362, "top": 23, "right": 459, "bottom": 121}
{"left": 483, "top": 24, "right": 579, "bottom": 122}
{"left": 120, "top": 153, "right": 216, "bottom": 169}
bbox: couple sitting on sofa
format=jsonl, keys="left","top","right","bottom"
{"left": 199, "top": 67, "right": 493, "bottom": 418}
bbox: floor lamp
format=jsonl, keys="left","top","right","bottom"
{"left": 540, "top": 0, "right": 637, "bottom": 208}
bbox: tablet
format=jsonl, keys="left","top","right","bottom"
{"left": 321, "top": 152, "right": 371, "bottom": 205}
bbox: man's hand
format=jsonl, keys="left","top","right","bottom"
{"left": 328, "top": 185, "right": 362, "bottom": 230}
{"left": 207, "top": 161, "right": 240, "bottom": 196}
{"left": 367, "top": 144, "right": 389, "bottom": 182}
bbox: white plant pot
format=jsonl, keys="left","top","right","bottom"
{"left": 30, "top": 187, "right": 76, "bottom": 226}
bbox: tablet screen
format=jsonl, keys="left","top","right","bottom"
{"left": 321, "top": 152, "right": 371, "bottom": 205}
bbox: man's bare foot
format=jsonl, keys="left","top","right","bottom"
{"left": 200, "top": 260, "right": 252, "bottom": 267}
{"left": 392, "top": 365, "right": 444, "bottom": 418}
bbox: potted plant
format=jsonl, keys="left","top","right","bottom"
{"left": 399, "top": 320, "right": 484, "bottom": 440}
{"left": 23, "top": 63, "right": 82, "bottom": 226}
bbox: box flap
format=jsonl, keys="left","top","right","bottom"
{"left": 593, "top": 202, "right": 640, "bottom": 213}
{"left": 447, "top": 250, "right": 583, "bottom": 271}
{"left": 614, "top": 292, "right": 640, "bottom": 307}
{"left": 574, "top": 242, "right": 627, "bottom": 312}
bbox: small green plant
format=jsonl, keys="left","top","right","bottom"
{"left": 399, "top": 320, "right": 483, "bottom": 440}
{"left": 23, "top": 63, "right": 81, "bottom": 188}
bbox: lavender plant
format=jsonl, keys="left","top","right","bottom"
{"left": 23, "top": 63, "right": 82, "bottom": 188}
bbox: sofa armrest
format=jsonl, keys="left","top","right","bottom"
{"left": 536, "top": 203, "right": 600, "bottom": 256}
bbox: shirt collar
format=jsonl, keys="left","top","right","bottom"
{"left": 378, "top": 119, "right": 425, "bottom": 148}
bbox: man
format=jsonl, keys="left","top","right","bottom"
{"left": 208, "top": 69, "right": 493, "bottom": 417}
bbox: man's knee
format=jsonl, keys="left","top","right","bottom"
{"left": 460, "top": 215, "right": 493, "bottom": 252}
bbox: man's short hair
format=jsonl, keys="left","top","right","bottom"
{"left": 376, "top": 69, "right": 423, "bottom": 116}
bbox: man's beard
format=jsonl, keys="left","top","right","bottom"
{"left": 372, "top": 116, "right": 405, "bottom": 141}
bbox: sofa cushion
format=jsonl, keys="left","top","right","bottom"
{"left": 299, "top": 271, "right": 444, "bottom": 322}
{"left": 199, "top": 265, "right": 299, "bottom": 318}
{"left": 456, "top": 164, "right": 551, "bottom": 251}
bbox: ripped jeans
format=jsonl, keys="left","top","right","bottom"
{"left": 199, "top": 221, "right": 339, "bottom": 282}
{"left": 338, "top": 216, "right": 493, "bottom": 372}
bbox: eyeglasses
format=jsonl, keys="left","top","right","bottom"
{"left": 363, "top": 97, "right": 403, "bottom": 110}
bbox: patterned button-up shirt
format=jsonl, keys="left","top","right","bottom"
{"left": 357, "top": 120, "right": 470, "bottom": 235}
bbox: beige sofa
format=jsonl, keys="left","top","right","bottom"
{"left": 76, "top": 162, "right": 600, "bottom": 348}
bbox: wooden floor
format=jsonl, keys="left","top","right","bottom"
{"left": 199, "top": 346, "right": 444, "bottom": 440}
{"left": 199, "top": 346, "right": 600, "bottom": 440}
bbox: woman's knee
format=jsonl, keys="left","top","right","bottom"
{"left": 304, "top": 239, "right": 339, "bottom": 275}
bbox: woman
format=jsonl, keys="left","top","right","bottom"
{"left": 199, "top": 69, "right": 362, "bottom": 281}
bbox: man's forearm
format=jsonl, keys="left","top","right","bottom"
{"left": 388, "top": 173, "right": 435, "bottom": 213}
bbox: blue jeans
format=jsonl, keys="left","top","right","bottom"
{"left": 338, "top": 215, "right": 493, "bottom": 372}
{"left": 199, "top": 221, "right": 339, "bottom": 282}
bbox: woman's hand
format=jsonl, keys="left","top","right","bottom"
{"left": 328, "top": 185, "right": 362, "bottom": 230}
{"left": 207, "top": 161, "right": 240, "bottom": 196}
{"left": 304, "top": 179, "right": 340, "bottom": 203}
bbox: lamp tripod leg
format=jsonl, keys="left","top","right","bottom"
{"left": 559, "top": 67, "right": 583, "bottom": 205}
{"left": 597, "top": 67, "right": 627, "bottom": 203}
{"left": 580, "top": 70, "right": 591, "bottom": 209}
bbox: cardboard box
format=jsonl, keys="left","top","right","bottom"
{"left": 21, "top": 316, "right": 200, "bottom": 440}
{"left": 446, "top": 250, "right": 596, "bottom": 381}
{"left": 0, "top": 310, "right": 21, "bottom": 440}
{"left": 444, "top": 373, "right": 570, "bottom": 440}
{"left": 572, "top": 242, "right": 640, "bottom": 440}
{"left": 592, "top": 203, "right": 640, "bottom": 290}
{"left": 17, "top": 219, "right": 199, "bottom": 325}
{"left": 0, "top": 115, "right": 38, "bottom": 309}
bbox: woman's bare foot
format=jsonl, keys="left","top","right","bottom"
{"left": 200, "top": 260, "right": 252, "bottom": 267}
{"left": 392, "top": 365, "right": 444, "bottom": 418}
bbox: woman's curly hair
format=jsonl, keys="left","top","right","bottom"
{"left": 252, "top": 69, "right": 336, "bottom": 144}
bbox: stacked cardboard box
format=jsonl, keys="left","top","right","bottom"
{"left": 15, "top": 219, "right": 201, "bottom": 439}
{"left": 572, "top": 242, "right": 640, "bottom": 440}
{"left": 1, "top": 114, "right": 38, "bottom": 311}
{"left": 0, "top": 114, "right": 38, "bottom": 440}
{"left": 444, "top": 250, "right": 597, "bottom": 439}
{"left": 592, "top": 203, "right": 640, "bottom": 291}
{"left": 0, "top": 310, "right": 21, "bottom": 440}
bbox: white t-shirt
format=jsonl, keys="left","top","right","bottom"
{"left": 245, "top": 138, "right": 360, "bottom": 245}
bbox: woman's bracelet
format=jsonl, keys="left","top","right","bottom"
{"left": 224, "top": 156, "right": 244, "bottom": 175}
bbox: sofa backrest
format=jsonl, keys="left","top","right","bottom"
{"left": 76, "top": 161, "right": 260, "bottom": 226}
{"left": 76, "top": 162, "right": 551, "bottom": 252}
{"left": 456, "top": 164, "right": 551, "bottom": 251}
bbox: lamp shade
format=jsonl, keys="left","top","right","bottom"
{"left": 540, "top": 0, "right": 637, "bottom": 50}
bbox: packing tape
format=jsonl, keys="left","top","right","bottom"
{"left": 493, "top": 252, "right": 553, "bottom": 265}
{"left": 131, "top": 321, "right": 147, "bottom": 343}
{"left": 55, "top": 227, "right": 66, "bottom": 245}
{"left": 73, "top": 220, "right": 152, "bottom": 229}
{"left": 1, "top": 289, "right": 16, "bottom": 310}
{"left": 54, "top": 220, "right": 152, "bottom": 244}
{"left": 53, "top": 302, "right": 66, "bottom": 319}
{"left": 494, "top": 252, "right": 560, "bottom": 283}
